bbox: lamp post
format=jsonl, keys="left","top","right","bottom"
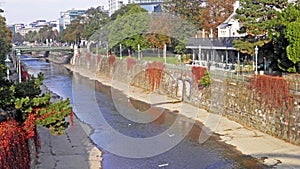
{"left": 4, "top": 55, "right": 11, "bottom": 80}
{"left": 255, "top": 46, "right": 258, "bottom": 75}
{"left": 17, "top": 49, "right": 21, "bottom": 83}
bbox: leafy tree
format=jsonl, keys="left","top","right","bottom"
{"left": 82, "top": 7, "right": 110, "bottom": 40}
{"left": 12, "top": 32, "right": 23, "bottom": 44}
{"left": 274, "top": 3, "right": 300, "bottom": 72}
{"left": 203, "top": 0, "right": 236, "bottom": 36}
{"left": 24, "top": 31, "right": 39, "bottom": 43}
{"left": 38, "top": 25, "right": 56, "bottom": 43}
{"left": 0, "top": 14, "right": 12, "bottom": 63}
{"left": 163, "top": 0, "right": 206, "bottom": 29}
{"left": 234, "top": 0, "right": 289, "bottom": 55}
{"left": 60, "top": 18, "right": 84, "bottom": 44}
{"left": 108, "top": 4, "right": 150, "bottom": 51}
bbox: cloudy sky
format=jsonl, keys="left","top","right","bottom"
{"left": 2, "top": 0, "right": 108, "bottom": 25}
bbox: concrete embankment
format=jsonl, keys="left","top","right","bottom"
{"left": 37, "top": 85, "right": 103, "bottom": 169}
{"left": 65, "top": 63, "right": 300, "bottom": 169}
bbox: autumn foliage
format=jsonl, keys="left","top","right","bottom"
{"left": 249, "top": 75, "right": 294, "bottom": 112}
{"left": 86, "top": 52, "right": 91, "bottom": 62}
{"left": 192, "top": 66, "right": 207, "bottom": 83}
{"left": 146, "top": 62, "right": 165, "bottom": 91}
{"left": 97, "top": 54, "right": 101, "bottom": 64}
{"left": 127, "top": 57, "right": 136, "bottom": 71}
{"left": 0, "top": 120, "right": 30, "bottom": 169}
{"left": 108, "top": 55, "right": 116, "bottom": 66}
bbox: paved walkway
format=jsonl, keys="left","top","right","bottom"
{"left": 37, "top": 86, "right": 102, "bottom": 169}
{"left": 37, "top": 116, "right": 102, "bottom": 169}
{"left": 65, "top": 64, "right": 300, "bottom": 169}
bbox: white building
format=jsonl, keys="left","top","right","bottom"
{"left": 108, "top": 0, "right": 164, "bottom": 15}
{"left": 217, "top": 1, "right": 246, "bottom": 38}
{"left": 59, "top": 9, "right": 86, "bottom": 31}
{"left": 109, "top": 0, "right": 131, "bottom": 15}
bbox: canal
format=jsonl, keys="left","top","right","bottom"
{"left": 23, "top": 57, "right": 265, "bottom": 169}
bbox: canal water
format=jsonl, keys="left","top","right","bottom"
{"left": 23, "top": 57, "right": 265, "bottom": 169}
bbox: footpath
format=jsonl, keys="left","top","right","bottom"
{"left": 63, "top": 64, "right": 300, "bottom": 169}
{"left": 36, "top": 87, "right": 102, "bottom": 169}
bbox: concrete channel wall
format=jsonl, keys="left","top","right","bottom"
{"left": 71, "top": 49, "right": 300, "bottom": 145}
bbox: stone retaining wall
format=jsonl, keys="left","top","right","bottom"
{"left": 71, "top": 49, "right": 300, "bottom": 145}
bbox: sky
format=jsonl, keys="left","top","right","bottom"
{"left": 1, "top": 0, "right": 108, "bottom": 25}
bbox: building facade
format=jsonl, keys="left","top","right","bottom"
{"left": 217, "top": 1, "right": 246, "bottom": 38}
{"left": 59, "top": 9, "right": 86, "bottom": 31}
{"left": 108, "top": 0, "right": 164, "bottom": 15}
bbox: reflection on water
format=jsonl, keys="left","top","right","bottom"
{"left": 23, "top": 58, "right": 265, "bottom": 169}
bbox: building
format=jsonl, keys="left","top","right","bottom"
{"left": 59, "top": 9, "right": 86, "bottom": 31}
{"left": 9, "top": 24, "right": 25, "bottom": 34}
{"left": 108, "top": 0, "right": 164, "bottom": 15}
{"left": 217, "top": 1, "right": 247, "bottom": 38}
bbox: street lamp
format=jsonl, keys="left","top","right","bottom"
{"left": 255, "top": 46, "right": 258, "bottom": 75}
{"left": 17, "top": 49, "right": 21, "bottom": 83}
{"left": 4, "top": 55, "right": 11, "bottom": 80}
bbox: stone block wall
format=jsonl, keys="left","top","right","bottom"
{"left": 71, "top": 49, "right": 300, "bottom": 145}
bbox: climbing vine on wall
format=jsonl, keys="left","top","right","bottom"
{"left": 97, "top": 54, "right": 101, "bottom": 64}
{"left": 86, "top": 52, "right": 91, "bottom": 62}
{"left": 249, "top": 75, "right": 294, "bottom": 112}
{"left": 127, "top": 57, "right": 136, "bottom": 71}
{"left": 0, "top": 120, "right": 30, "bottom": 169}
{"left": 192, "top": 66, "right": 207, "bottom": 88}
{"left": 146, "top": 61, "right": 165, "bottom": 91}
{"left": 108, "top": 55, "right": 116, "bottom": 66}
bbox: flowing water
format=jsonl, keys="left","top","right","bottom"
{"left": 23, "top": 57, "right": 265, "bottom": 169}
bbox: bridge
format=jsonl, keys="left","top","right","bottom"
{"left": 13, "top": 46, "right": 74, "bottom": 53}
{"left": 134, "top": 0, "right": 164, "bottom": 5}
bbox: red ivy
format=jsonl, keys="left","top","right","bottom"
{"left": 86, "top": 52, "right": 91, "bottom": 62}
{"left": 21, "top": 65, "right": 31, "bottom": 81}
{"left": 97, "top": 54, "right": 101, "bottom": 64}
{"left": 249, "top": 75, "right": 294, "bottom": 112}
{"left": 108, "top": 55, "right": 116, "bottom": 66}
{"left": 77, "top": 50, "right": 81, "bottom": 57}
{"left": 0, "top": 120, "right": 30, "bottom": 169}
{"left": 191, "top": 66, "right": 207, "bottom": 84}
{"left": 146, "top": 61, "right": 165, "bottom": 91}
{"left": 127, "top": 57, "right": 136, "bottom": 71}
{"left": 70, "top": 112, "right": 74, "bottom": 131}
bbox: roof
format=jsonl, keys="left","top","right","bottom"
{"left": 186, "top": 37, "right": 238, "bottom": 50}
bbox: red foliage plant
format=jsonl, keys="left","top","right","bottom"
{"left": 77, "top": 50, "right": 81, "bottom": 57}
{"left": 192, "top": 66, "right": 207, "bottom": 83}
{"left": 127, "top": 57, "right": 136, "bottom": 71}
{"left": 86, "top": 52, "right": 91, "bottom": 62}
{"left": 146, "top": 61, "right": 165, "bottom": 91}
{"left": 97, "top": 54, "right": 101, "bottom": 63}
{"left": 108, "top": 55, "right": 116, "bottom": 66}
{"left": 21, "top": 65, "right": 31, "bottom": 81}
{"left": 0, "top": 120, "right": 30, "bottom": 169}
{"left": 249, "top": 75, "right": 294, "bottom": 112}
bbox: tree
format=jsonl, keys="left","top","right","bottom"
{"left": 38, "top": 25, "right": 57, "bottom": 43}
{"left": 0, "top": 14, "right": 12, "bottom": 63}
{"left": 82, "top": 7, "right": 110, "bottom": 40}
{"left": 234, "top": 0, "right": 289, "bottom": 55}
{"left": 202, "top": 0, "right": 236, "bottom": 36}
{"left": 108, "top": 4, "right": 150, "bottom": 52}
{"left": 163, "top": 0, "right": 206, "bottom": 29}
{"left": 274, "top": 3, "right": 300, "bottom": 72}
{"left": 24, "top": 31, "right": 39, "bottom": 43}
{"left": 12, "top": 32, "right": 23, "bottom": 45}
{"left": 60, "top": 18, "right": 84, "bottom": 44}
